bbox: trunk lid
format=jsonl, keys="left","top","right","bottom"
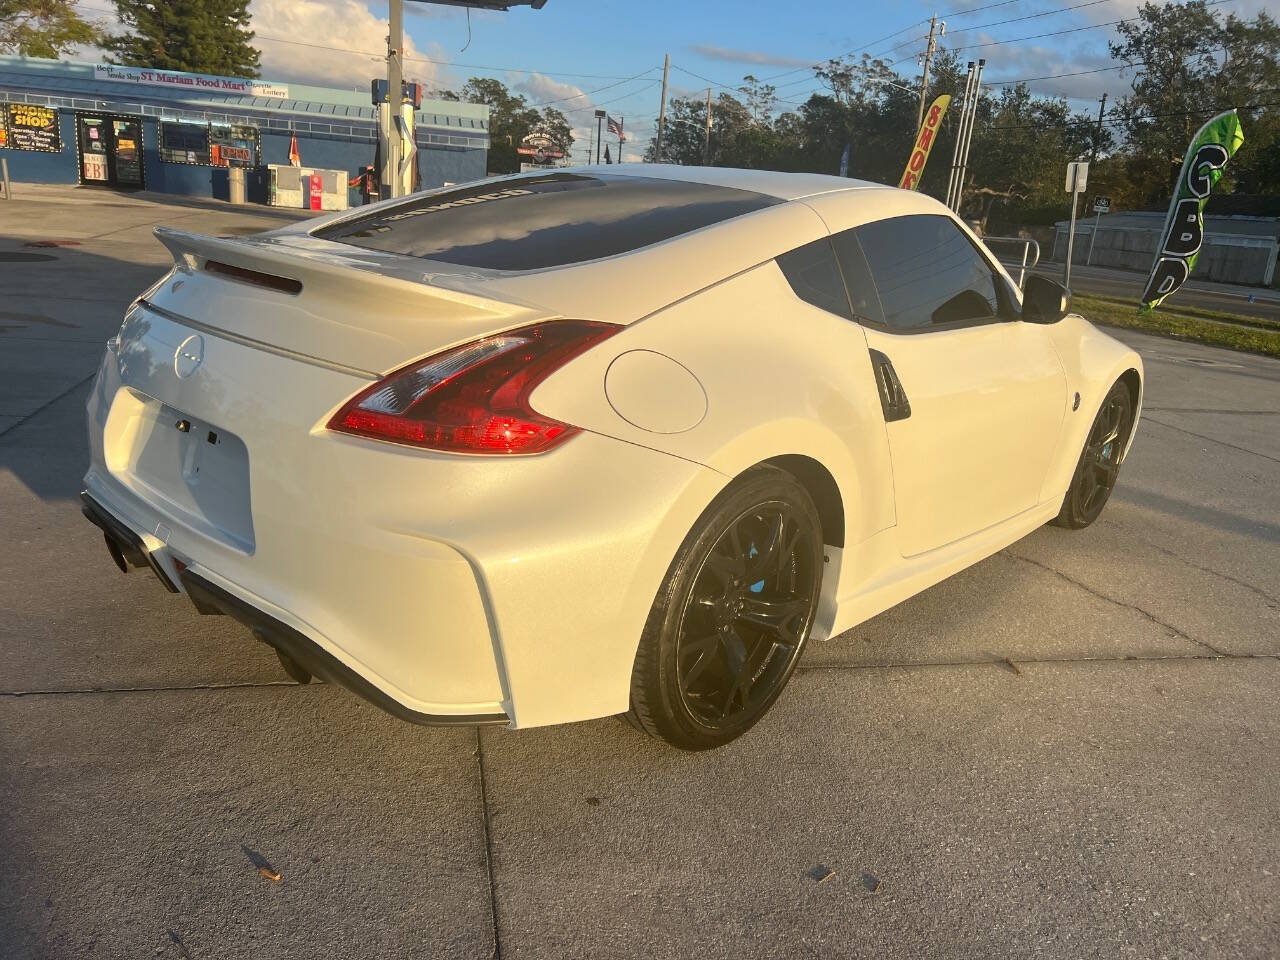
{"left": 147, "top": 227, "right": 547, "bottom": 375}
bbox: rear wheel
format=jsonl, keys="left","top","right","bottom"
{"left": 1052, "top": 380, "right": 1133, "bottom": 529}
{"left": 627, "top": 468, "right": 824, "bottom": 751}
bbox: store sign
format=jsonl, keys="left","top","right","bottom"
{"left": 0, "top": 107, "right": 7, "bottom": 148}
{"left": 516, "top": 131, "right": 564, "bottom": 162}
{"left": 94, "top": 64, "right": 288, "bottom": 99}
{"left": 6, "top": 103, "right": 60, "bottom": 152}
{"left": 83, "top": 152, "right": 108, "bottom": 181}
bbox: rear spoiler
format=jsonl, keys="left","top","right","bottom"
{"left": 153, "top": 226, "right": 540, "bottom": 317}
{"left": 147, "top": 227, "right": 551, "bottom": 375}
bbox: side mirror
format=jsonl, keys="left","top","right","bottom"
{"left": 1021, "top": 275, "right": 1071, "bottom": 324}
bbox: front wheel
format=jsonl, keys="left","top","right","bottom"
{"left": 627, "top": 468, "right": 824, "bottom": 751}
{"left": 1051, "top": 379, "right": 1133, "bottom": 529}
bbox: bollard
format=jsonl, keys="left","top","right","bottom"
{"left": 228, "top": 165, "right": 246, "bottom": 205}
{"left": 1, "top": 158, "right": 10, "bottom": 200}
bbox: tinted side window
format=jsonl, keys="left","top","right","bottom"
{"left": 855, "top": 215, "right": 999, "bottom": 330}
{"left": 776, "top": 238, "right": 851, "bottom": 319}
{"left": 830, "top": 229, "right": 886, "bottom": 326}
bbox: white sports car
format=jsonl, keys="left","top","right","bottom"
{"left": 82, "top": 166, "right": 1142, "bottom": 750}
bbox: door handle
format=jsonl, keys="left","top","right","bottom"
{"left": 869, "top": 349, "right": 911, "bottom": 422}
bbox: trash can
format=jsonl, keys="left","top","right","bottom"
{"left": 229, "top": 166, "right": 246, "bottom": 205}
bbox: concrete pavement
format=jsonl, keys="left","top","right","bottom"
{"left": 2, "top": 187, "right": 1277, "bottom": 959}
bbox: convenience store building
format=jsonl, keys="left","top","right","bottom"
{"left": 0, "top": 56, "right": 489, "bottom": 206}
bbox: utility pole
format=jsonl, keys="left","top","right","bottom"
{"left": 656, "top": 52, "right": 670, "bottom": 162}
{"left": 1091, "top": 93, "right": 1107, "bottom": 163}
{"left": 1085, "top": 93, "right": 1108, "bottom": 265}
{"left": 703, "top": 87, "right": 712, "bottom": 166}
{"left": 917, "top": 15, "right": 943, "bottom": 130}
{"left": 383, "top": 0, "right": 404, "bottom": 199}
{"left": 595, "top": 109, "right": 605, "bottom": 164}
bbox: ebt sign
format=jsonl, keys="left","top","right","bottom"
{"left": 93, "top": 64, "right": 288, "bottom": 100}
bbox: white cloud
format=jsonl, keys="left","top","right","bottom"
{"left": 250, "top": 0, "right": 453, "bottom": 91}
{"left": 689, "top": 44, "right": 813, "bottom": 69}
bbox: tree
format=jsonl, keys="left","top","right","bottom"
{"left": 534, "top": 106, "right": 574, "bottom": 159}
{"left": 1110, "top": 1, "right": 1280, "bottom": 204}
{"left": 107, "top": 0, "right": 260, "bottom": 78}
{"left": 0, "top": 1, "right": 99, "bottom": 58}
{"left": 963, "top": 84, "right": 1108, "bottom": 229}
{"left": 430, "top": 78, "right": 572, "bottom": 174}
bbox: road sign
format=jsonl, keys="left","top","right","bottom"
{"left": 1093, "top": 195, "right": 1111, "bottom": 214}
{"left": 1064, "top": 161, "right": 1089, "bottom": 193}
{"left": 1063, "top": 161, "right": 1090, "bottom": 288}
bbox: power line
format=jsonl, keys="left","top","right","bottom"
{"left": 947, "top": 0, "right": 1237, "bottom": 52}
{"left": 943, "top": 0, "right": 1111, "bottom": 36}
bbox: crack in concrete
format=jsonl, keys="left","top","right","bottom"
{"left": 1106, "top": 518, "right": 1280, "bottom": 609}
{"left": 1140, "top": 416, "right": 1280, "bottom": 465}
{"left": 1142, "top": 407, "right": 1280, "bottom": 416}
{"left": 8, "top": 654, "right": 1278, "bottom": 700}
{"left": 1003, "top": 550, "right": 1230, "bottom": 656}
{"left": 0, "top": 373, "right": 96, "bottom": 440}
{"left": 798, "top": 653, "right": 1278, "bottom": 672}
{"left": 1, "top": 679, "right": 300, "bottom": 698}
{"left": 475, "top": 728, "right": 503, "bottom": 960}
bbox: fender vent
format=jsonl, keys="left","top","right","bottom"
{"left": 204, "top": 260, "right": 302, "bottom": 295}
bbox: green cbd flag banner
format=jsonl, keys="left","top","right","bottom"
{"left": 1140, "top": 109, "right": 1245, "bottom": 312}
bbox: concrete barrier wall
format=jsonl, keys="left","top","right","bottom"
{"left": 1052, "top": 223, "right": 1279, "bottom": 286}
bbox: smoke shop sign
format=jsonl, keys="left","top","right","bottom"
{"left": 94, "top": 64, "right": 288, "bottom": 100}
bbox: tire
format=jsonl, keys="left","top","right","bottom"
{"left": 1051, "top": 379, "right": 1134, "bottom": 530}
{"left": 627, "top": 467, "right": 825, "bottom": 751}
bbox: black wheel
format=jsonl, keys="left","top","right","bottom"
{"left": 627, "top": 467, "right": 824, "bottom": 751}
{"left": 1052, "top": 379, "right": 1133, "bottom": 530}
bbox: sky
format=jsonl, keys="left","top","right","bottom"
{"left": 71, "top": 0, "right": 1270, "bottom": 161}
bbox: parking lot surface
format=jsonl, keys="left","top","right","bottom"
{"left": 2, "top": 187, "right": 1277, "bottom": 959}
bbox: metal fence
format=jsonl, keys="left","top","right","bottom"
{"left": 983, "top": 236, "right": 1041, "bottom": 288}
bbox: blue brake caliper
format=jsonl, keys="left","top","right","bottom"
{"left": 747, "top": 544, "right": 764, "bottom": 593}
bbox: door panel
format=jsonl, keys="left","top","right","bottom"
{"left": 839, "top": 213, "right": 1066, "bottom": 557}
{"left": 78, "top": 116, "right": 110, "bottom": 183}
{"left": 863, "top": 322, "right": 1065, "bottom": 556}
{"left": 112, "top": 118, "right": 143, "bottom": 186}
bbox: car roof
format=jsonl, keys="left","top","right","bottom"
{"left": 550, "top": 163, "right": 887, "bottom": 201}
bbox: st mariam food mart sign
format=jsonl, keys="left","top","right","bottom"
{"left": 93, "top": 64, "right": 289, "bottom": 100}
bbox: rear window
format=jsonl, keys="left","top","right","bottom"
{"left": 314, "top": 172, "right": 781, "bottom": 271}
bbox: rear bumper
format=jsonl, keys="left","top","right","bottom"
{"left": 83, "top": 318, "right": 729, "bottom": 728}
{"left": 178, "top": 568, "right": 507, "bottom": 726}
{"left": 81, "top": 491, "right": 504, "bottom": 725}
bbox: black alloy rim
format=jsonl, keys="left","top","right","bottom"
{"left": 1076, "top": 390, "right": 1129, "bottom": 517}
{"left": 674, "top": 501, "right": 819, "bottom": 729}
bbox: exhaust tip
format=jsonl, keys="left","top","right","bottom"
{"left": 103, "top": 534, "right": 128, "bottom": 573}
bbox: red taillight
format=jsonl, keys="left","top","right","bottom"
{"left": 327, "top": 320, "right": 620, "bottom": 454}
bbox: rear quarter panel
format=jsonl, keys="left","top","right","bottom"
{"left": 531, "top": 260, "right": 897, "bottom": 547}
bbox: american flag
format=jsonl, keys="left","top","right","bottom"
{"left": 607, "top": 115, "right": 624, "bottom": 140}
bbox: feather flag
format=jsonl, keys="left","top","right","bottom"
{"left": 288, "top": 131, "right": 300, "bottom": 167}
{"left": 1140, "top": 110, "right": 1245, "bottom": 312}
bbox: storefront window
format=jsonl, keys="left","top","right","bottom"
{"left": 159, "top": 121, "right": 211, "bottom": 164}
{"left": 159, "top": 120, "right": 259, "bottom": 166}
